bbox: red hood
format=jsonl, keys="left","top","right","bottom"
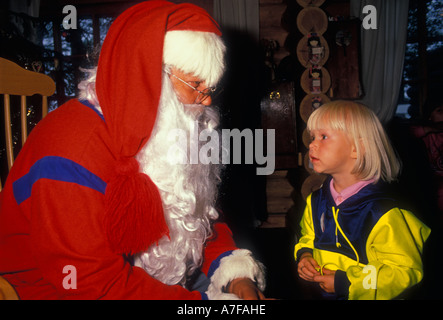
{"left": 95, "top": 0, "right": 221, "bottom": 160}
{"left": 96, "top": 0, "right": 222, "bottom": 255}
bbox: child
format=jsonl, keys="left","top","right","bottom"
{"left": 294, "top": 100, "right": 431, "bottom": 300}
{"left": 410, "top": 103, "right": 443, "bottom": 215}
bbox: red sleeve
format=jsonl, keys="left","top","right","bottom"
{"left": 27, "top": 179, "right": 201, "bottom": 300}
{"left": 201, "top": 222, "right": 238, "bottom": 276}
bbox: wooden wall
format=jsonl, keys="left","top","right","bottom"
{"left": 259, "top": 0, "right": 289, "bottom": 66}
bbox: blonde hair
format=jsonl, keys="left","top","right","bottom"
{"left": 307, "top": 100, "right": 401, "bottom": 183}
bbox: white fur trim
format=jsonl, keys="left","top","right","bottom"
{"left": 206, "top": 249, "right": 266, "bottom": 300}
{"left": 163, "top": 30, "right": 226, "bottom": 87}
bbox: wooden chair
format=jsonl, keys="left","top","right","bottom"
{"left": 0, "top": 57, "right": 56, "bottom": 191}
{"left": 0, "top": 275, "right": 18, "bottom": 300}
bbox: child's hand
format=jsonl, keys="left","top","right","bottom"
{"left": 297, "top": 252, "right": 320, "bottom": 281}
{"left": 313, "top": 268, "right": 336, "bottom": 293}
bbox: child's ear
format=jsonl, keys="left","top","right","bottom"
{"left": 351, "top": 138, "right": 365, "bottom": 159}
{"left": 351, "top": 144, "right": 358, "bottom": 159}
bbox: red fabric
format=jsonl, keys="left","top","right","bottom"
{"left": 0, "top": 100, "right": 236, "bottom": 299}
{"left": 0, "top": 1, "right": 235, "bottom": 300}
{"left": 96, "top": 0, "right": 221, "bottom": 159}
{"left": 201, "top": 223, "right": 238, "bottom": 275}
{"left": 104, "top": 157, "right": 168, "bottom": 255}
{"left": 95, "top": 0, "right": 222, "bottom": 254}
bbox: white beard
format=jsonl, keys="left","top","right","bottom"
{"left": 134, "top": 72, "right": 222, "bottom": 287}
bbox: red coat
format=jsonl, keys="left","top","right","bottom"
{"left": 0, "top": 100, "right": 238, "bottom": 299}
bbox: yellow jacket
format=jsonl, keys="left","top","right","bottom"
{"left": 294, "top": 180, "right": 431, "bottom": 300}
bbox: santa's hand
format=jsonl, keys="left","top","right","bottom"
{"left": 225, "top": 277, "right": 268, "bottom": 300}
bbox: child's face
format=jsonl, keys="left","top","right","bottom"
{"left": 309, "top": 127, "right": 357, "bottom": 178}
{"left": 429, "top": 105, "right": 443, "bottom": 123}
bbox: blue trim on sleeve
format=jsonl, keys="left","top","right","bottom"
{"left": 207, "top": 250, "right": 234, "bottom": 280}
{"left": 79, "top": 99, "right": 105, "bottom": 121}
{"left": 201, "top": 292, "right": 208, "bottom": 300}
{"left": 13, "top": 156, "right": 107, "bottom": 205}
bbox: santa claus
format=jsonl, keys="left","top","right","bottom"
{"left": 0, "top": 0, "right": 267, "bottom": 299}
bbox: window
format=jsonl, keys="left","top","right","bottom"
{"left": 40, "top": 15, "right": 114, "bottom": 110}
{"left": 396, "top": 0, "right": 443, "bottom": 119}
{"left": 0, "top": 2, "right": 128, "bottom": 183}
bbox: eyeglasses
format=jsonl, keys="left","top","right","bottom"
{"left": 165, "top": 70, "right": 217, "bottom": 104}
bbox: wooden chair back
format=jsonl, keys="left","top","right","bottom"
{"left": 0, "top": 57, "right": 56, "bottom": 190}
{"left": 0, "top": 275, "right": 19, "bottom": 300}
